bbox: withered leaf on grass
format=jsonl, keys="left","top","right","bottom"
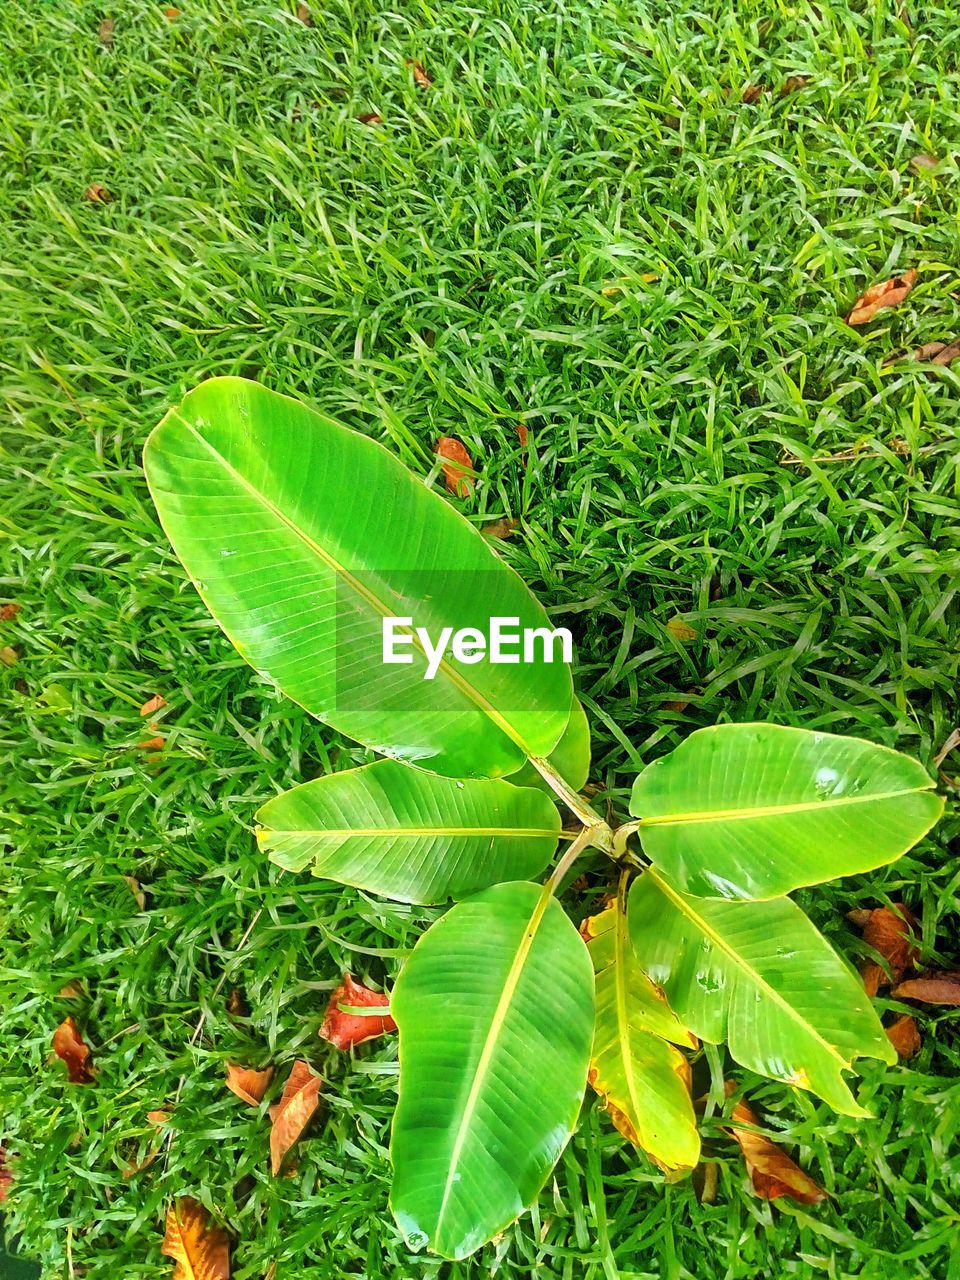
{"left": 886, "top": 338, "right": 960, "bottom": 368}
{"left": 435, "top": 436, "right": 474, "bottom": 497}
{"left": 481, "top": 516, "right": 520, "bottom": 540}
{"left": 296, "top": 2, "right": 313, "bottom": 24}
{"left": 320, "top": 974, "right": 397, "bottom": 1050}
{"left": 162, "top": 1197, "right": 230, "bottom": 1280}
{"left": 358, "top": 112, "right": 383, "bottom": 126}
{"left": 855, "top": 903, "right": 918, "bottom": 996}
{"left": 124, "top": 875, "right": 147, "bottom": 910}
{"left": 0, "top": 602, "right": 20, "bottom": 621}
{"left": 910, "top": 154, "right": 940, "bottom": 174}
{"left": 137, "top": 735, "right": 165, "bottom": 751}
{"left": 140, "top": 693, "right": 167, "bottom": 717}
{"left": 846, "top": 269, "right": 917, "bottom": 326}
{"left": 725, "top": 1086, "right": 826, "bottom": 1205}
{"left": 741, "top": 84, "right": 766, "bottom": 104}
{"left": 99, "top": 18, "right": 115, "bottom": 44}
{"left": 57, "top": 980, "right": 84, "bottom": 999}
{"left": 225, "top": 1063, "right": 273, "bottom": 1107}
{"left": 406, "top": 59, "right": 432, "bottom": 89}
{"left": 226, "top": 987, "right": 248, "bottom": 1017}
{"left": 148, "top": 1109, "right": 173, "bottom": 1125}
{"left": 269, "top": 1060, "right": 321, "bottom": 1175}
{"left": 84, "top": 182, "right": 112, "bottom": 204}
{"left": 0, "top": 646, "right": 19, "bottom": 666}
{"left": 0, "top": 1147, "right": 12, "bottom": 1202}
{"left": 780, "top": 75, "right": 810, "bottom": 95}
{"left": 162, "top": 6, "right": 181, "bottom": 19}
{"left": 892, "top": 972, "right": 960, "bottom": 1005}
{"left": 886, "top": 1014, "right": 922, "bottom": 1059}
{"left": 52, "top": 1016, "right": 95, "bottom": 1084}
{"left": 666, "top": 617, "right": 699, "bottom": 644}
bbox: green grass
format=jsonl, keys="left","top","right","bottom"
{"left": 2, "top": 0, "right": 959, "bottom": 1276}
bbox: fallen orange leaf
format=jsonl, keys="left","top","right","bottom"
{"left": 846, "top": 269, "right": 917, "bottom": 326}
{"left": 0, "top": 1147, "right": 12, "bottom": 1203}
{"left": 320, "top": 974, "right": 397, "bottom": 1050}
{"left": 406, "top": 58, "right": 432, "bottom": 88}
{"left": 269, "top": 1060, "right": 321, "bottom": 1175}
{"left": 741, "top": 84, "right": 766, "bottom": 104}
{"left": 225, "top": 1063, "right": 273, "bottom": 1107}
{"left": 57, "top": 980, "right": 84, "bottom": 999}
{"left": 435, "top": 436, "right": 474, "bottom": 497}
{"left": 892, "top": 971, "right": 960, "bottom": 1005}
{"left": 886, "top": 1014, "right": 921, "bottom": 1059}
{"left": 481, "top": 516, "right": 520, "bottom": 540}
{"left": 84, "top": 183, "right": 112, "bottom": 203}
{"left": 296, "top": 2, "right": 313, "bottom": 24}
{"left": 147, "top": 1110, "right": 172, "bottom": 1125}
{"left": 855, "top": 903, "right": 918, "bottom": 996}
{"left": 516, "top": 423, "right": 529, "bottom": 448}
{"left": 162, "top": 6, "right": 181, "bottom": 19}
{"left": 140, "top": 693, "right": 167, "bottom": 717}
{"left": 137, "top": 735, "right": 165, "bottom": 751}
{"left": 0, "top": 602, "right": 20, "bottom": 621}
{"left": 725, "top": 1085, "right": 825, "bottom": 1204}
{"left": 162, "top": 1197, "right": 230, "bottom": 1279}
{"left": 358, "top": 112, "right": 383, "bottom": 125}
{"left": 52, "top": 1016, "right": 95, "bottom": 1084}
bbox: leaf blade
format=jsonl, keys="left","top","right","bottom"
{"left": 630, "top": 724, "right": 942, "bottom": 898}
{"left": 390, "top": 881, "right": 594, "bottom": 1259}
{"left": 144, "top": 378, "right": 573, "bottom": 779}
{"left": 628, "top": 869, "right": 895, "bottom": 1116}
{"left": 256, "top": 759, "right": 561, "bottom": 904}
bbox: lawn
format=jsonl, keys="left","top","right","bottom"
{"left": 1, "top": 0, "right": 959, "bottom": 1276}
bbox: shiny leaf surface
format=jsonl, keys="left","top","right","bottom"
{"left": 144, "top": 378, "right": 573, "bottom": 778}
{"left": 256, "top": 759, "right": 560, "bottom": 904}
{"left": 630, "top": 724, "right": 942, "bottom": 899}
{"left": 391, "top": 881, "right": 594, "bottom": 1259}
{"left": 628, "top": 869, "right": 895, "bottom": 1115}
{"left": 583, "top": 900, "right": 700, "bottom": 1172}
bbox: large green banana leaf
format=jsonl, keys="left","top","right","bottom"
{"left": 630, "top": 723, "right": 942, "bottom": 899}
{"left": 390, "top": 881, "right": 594, "bottom": 1259}
{"left": 144, "top": 378, "right": 573, "bottom": 779}
{"left": 255, "top": 759, "right": 561, "bottom": 904}
{"left": 628, "top": 869, "right": 896, "bottom": 1116}
{"left": 583, "top": 902, "right": 700, "bottom": 1172}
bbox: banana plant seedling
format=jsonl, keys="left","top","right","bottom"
{"left": 145, "top": 378, "right": 944, "bottom": 1261}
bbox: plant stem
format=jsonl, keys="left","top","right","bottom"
{"left": 545, "top": 826, "right": 595, "bottom": 893}
{"left": 528, "top": 754, "right": 614, "bottom": 851}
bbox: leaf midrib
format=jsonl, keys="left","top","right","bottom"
{"left": 638, "top": 786, "right": 928, "bottom": 826}
{"left": 174, "top": 413, "right": 530, "bottom": 754}
{"left": 259, "top": 826, "right": 556, "bottom": 839}
{"left": 434, "top": 884, "right": 553, "bottom": 1241}
{"left": 648, "top": 869, "right": 851, "bottom": 1072}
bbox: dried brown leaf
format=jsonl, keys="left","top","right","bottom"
{"left": 910, "top": 154, "right": 940, "bottom": 174}
{"left": 856, "top": 903, "right": 918, "bottom": 995}
{"left": 846, "top": 269, "right": 917, "bottom": 325}
{"left": 885, "top": 338, "right": 960, "bottom": 367}
{"left": 84, "top": 182, "right": 112, "bottom": 203}
{"left": 886, "top": 1014, "right": 922, "bottom": 1059}
{"left": 123, "top": 1147, "right": 160, "bottom": 1179}
{"left": 225, "top": 1063, "right": 273, "bottom": 1107}
{"left": 435, "top": 436, "right": 474, "bottom": 497}
{"left": 780, "top": 75, "right": 810, "bottom": 95}
{"left": 140, "top": 693, "right": 167, "bottom": 717}
{"left": 296, "top": 2, "right": 313, "bottom": 24}
{"left": 269, "top": 1060, "right": 321, "bottom": 1175}
{"left": 226, "top": 987, "right": 248, "bottom": 1017}
{"left": 406, "top": 59, "right": 432, "bottom": 88}
{"left": 741, "top": 84, "right": 766, "bottom": 104}
{"left": 481, "top": 517, "right": 520, "bottom": 540}
{"left": 358, "top": 112, "right": 383, "bottom": 126}
{"left": 52, "top": 1016, "right": 95, "bottom": 1084}
{"left": 147, "top": 1110, "right": 172, "bottom": 1125}
{"left": 162, "top": 1197, "right": 230, "bottom": 1279}
{"left": 0, "top": 602, "right": 20, "bottom": 621}
{"left": 162, "top": 6, "right": 181, "bottom": 19}
{"left": 666, "top": 617, "right": 698, "bottom": 644}
{"left": 516, "top": 423, "right": 529, "bottom": 448}
{"left": 123, "top": 875, "right": 147, "bottom": 910}
{"left": 892, "top": 971, "right": 960, "bottom": 1005}
{"left": 58, "top": 980, "right": 85, "bottom": 999}
{"left": 320, "top": 974, "right": 397, "bottom": 1050}
{"left": 1, "top": 646, "right": 19, "bottom": 666}
{"left": 725, "top": 1086, "right": 826, "bottom": 1204}
{"left": 934, "top": 727, "right": 960, "bottom": 770}
{"left": 0, "top": 1148, "right": 12, "bottom": 1203}
{"left": 137, "top": 735, "right": 165, "bottom": 751}
{"left": 99, "top": 17, "right": 115, "bottom": 44}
